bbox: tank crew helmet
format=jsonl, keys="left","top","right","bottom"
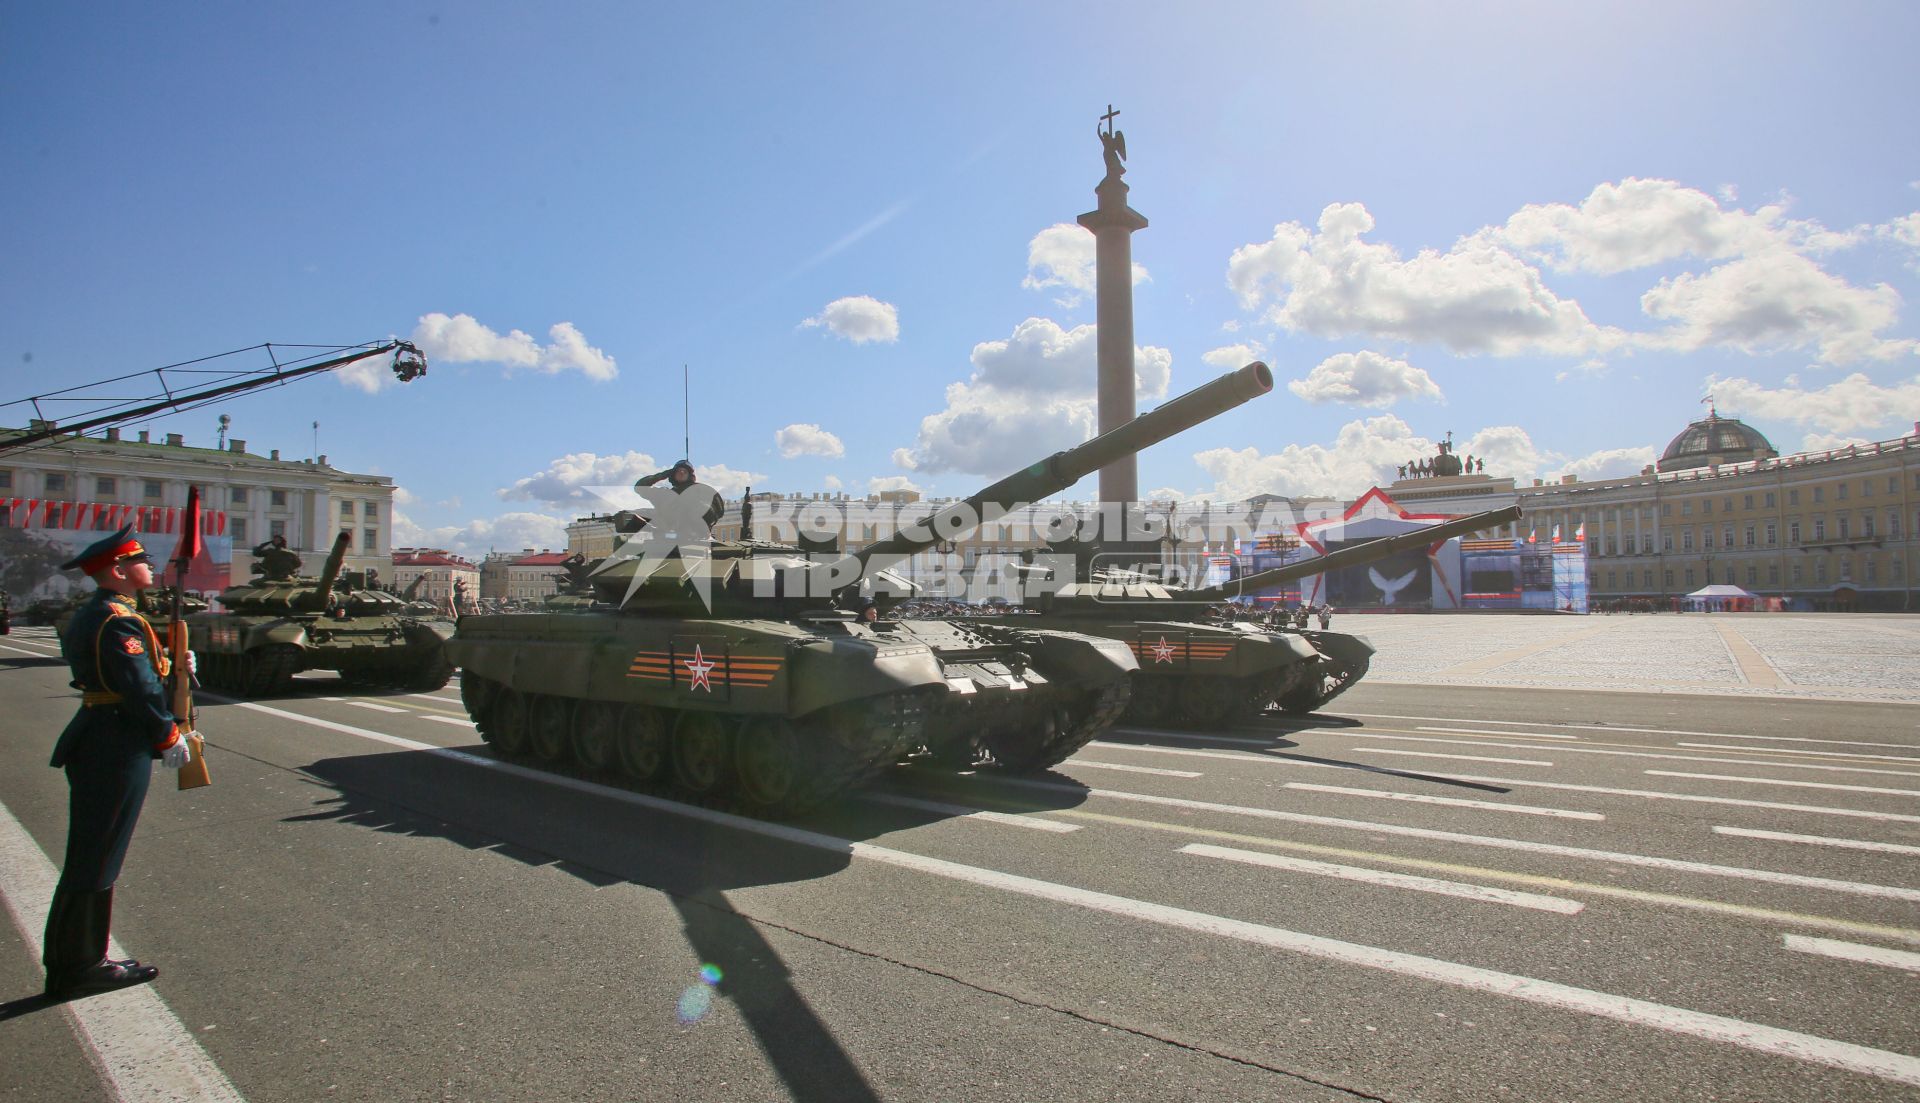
{"left": 669, "top": 460, "right": 695, "bottom": 483}
{"left": 60, "top": 525, "right": 151, "bottom": 577}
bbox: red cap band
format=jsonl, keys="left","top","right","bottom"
{"left": 79, "top": 538, "right": 146, "bottom": 577}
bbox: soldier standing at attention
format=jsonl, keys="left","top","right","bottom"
{"left": 43, "top": 526, "right": 197, "bottom": 999}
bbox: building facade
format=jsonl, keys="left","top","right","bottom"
{"left": 389, "top": 548, "right": 480, "bottom": 609}
{"left": 2, "top": 422, "right": 395, "bottom": 602}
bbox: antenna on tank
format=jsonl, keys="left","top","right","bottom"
{"left": 683, "top": 364, "right": 690, "bottom": 460}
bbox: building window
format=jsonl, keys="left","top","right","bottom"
{"left": 340, "top": 500, "right": 354, "bottom": 519}
{"left": 1744, "top": 525, "right": 1755, "bottom": 547}
{"left": 1765, "top": 522, "right": 1776, "bottom": 546}
{"left": 91, "top": 476, "right": 115, "bottom": 496}
{"left": 1890, "top": 476, "right": 1900, "bottom": 495}
{"left": 1837, "top": 517, "right": 1849, "bottom": 540}
{"left": 1890, "top": 512, "right": 1901, "bottom": 537}
{"left": 143, "top": 480, "right": 161, "bottom": 497}
{"left": 1643, "top": 569, "right": 1654, "bottom": 589}
{"left": 1682, "top": 500, "right": 1694, "bottom": 515}
{"left": 270, "top": 489, "right": 287, "bottom": 507}
{"left": 1723, "top": 526, "right": 1734, "bottom": 548}
{"left": 363, "top": 527, "right": 378, "bottom": 552}
{"left": 1683, "top": 530, "right": 1695, "bottom": 552}
{"left": 1789, "top": 489, "right": 1800, "bottom": 505}
{"left": 1863, "top": 515, "right": 1874, "bottom": 538}
{"left": 1791, "top": 563, "right": 1803, "bottom": 583}
{"left": 1624, "top": 534, "right": 1637, "bottom": 554}
{"left": 1814, "top": 519, "right": 1827, "bottom": 541}
{"left": 1661, "top": 502, "right": 1672, "bottom": 517}
{"left": 1863, "top": 479, "right": 1874, "bottom": 498}
{"left": 1704, "top": 529, "right": 1715, "bottom": 549}
{"left": 1663, "top": 569, "right": 1675, "bottom": 587}
{"left": 1816, "top": 558, "right": 1828, "bottom": 582}
{"left": 1606, "top": 570, "right": 1616, "bottom": 588}
{"left": 363, "top": 501, "right": 378, "bottom": 519}
{"left": 0, "top": 469, "right": 11, "bottom": 490}
{"left": 1767, "top": 564, "right": 1779, "bottom": 584}
{"left": 1743, "top": 494, "right": 1754, "bottom": 510}
{"left": 269, "top": 519, "right": 286, "bottom": 540}
{"left": 1663, "top": 532, "right": 1675, "bottom": 552}
{"left": 45, "top": 473, "right": 68, "bottom": 494}
{"left": 231, "top": 517, "right": 248, "bottom": 543}
{"left": 1789, "top": 521, "right": 1801, "bottom": 544}
{"left": 1684, "top": 568, "right": 1696, "bottom": 586}
{"left": 231, "top": 486, "right": 248, "bottom": 505}
{"left": 1814, "top": 486, "right": 1825, "bottom": 503}
{"left": 1836, "top": 483, "right": 1848, "bottom": 501}
{"left": 1764, "top": 491, "right": 1775, "bottom": 507}
{"left": 1723, "top": 497, "right": 1733, "bottom": 512}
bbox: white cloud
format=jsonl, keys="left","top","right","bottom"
{"left": 1227, "top": 202, "right": 1617, "bottom": 356}
{"left": 800, "top": 296, "right": 899, "bottom": 344}
{"left": 1800, "top": 432, "right": 1872, "bottom": 452}
{"left": 1202, "top": 342, "right": 1265, "bottom": 369}
{"left": 689, "top": 464, "right": 767, "bottom": 498}
{"left": 775, "top": 423, "right": 845, "bottom": 459}
{"left": 1288, "top": 351, "right": 1443, "bottom": 408}
{"left": 893, "top": 318, "right": 1172, "bottom": 476}
{"left": 1555, "top": 358, "right": 1610, "bottom": 383}
{"left": 392, "top": 486, "right": 418, "bottom": 507}
{"left": 1022, "top": 223, "right": 1148, "bottom": 306}
{"left": 1191, "top": 415, "right": 1431, "bottom": 500}
{"left": 1640, "top": 250, "right": 1913, "bottom": 364}
{"left": 868, "top": 476, "right": 921, "bottom": 495}
{"left": 501, "top": 451, "right": 661, "bottom": 505}
{"left": 1461, "top": 426, "right": 1558, "bottom": 484}
{"left": 1706, "top": 372, "right": 1920, "bottom": 434}
{"left": 1552, "top": 445, "right": 1658, "bottom": 481}
{"left": 394, "top": 510, "right": 571, "bottom": 563}
{"left": 822, "top": 475, "right": 844, "bottom": 490}
{"left": 1718, "top": 184, "right": 1739, "bottom": 204}
{"left": 410, "top": 312, "right": 617, "bottom": 381}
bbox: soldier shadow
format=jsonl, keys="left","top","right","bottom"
{"left": 0, "top": 654, "right": 67, "bottom": 670}
{"left": 285, "top": 747, "right": 1088, "bottom": 1103}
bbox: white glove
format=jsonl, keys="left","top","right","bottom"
{"left": 161, "top": 734, "right": 194, "bottom": 769}
{"left": 186, "top": 650, "right": 198, "bottom": 678}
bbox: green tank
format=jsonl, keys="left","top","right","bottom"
{"left": 54, "top": 586, "right": 210, "bottom": 638}
{"left": 189, "top": 532, "right": 456, "bottom": 696}
{"left": 1003, "top": 506, "right": 1522, "bottom": 728}
{"left": 447, "top": 362, "right": 1275, "bottom": 815}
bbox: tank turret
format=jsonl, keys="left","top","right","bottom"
{"left": 302, "top": 532, "right": 352, "bottom": 612}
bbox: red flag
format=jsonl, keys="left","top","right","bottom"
{"left": 177, "top": 487, "right": 203, "bottom": 567}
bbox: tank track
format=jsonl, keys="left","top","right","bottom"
{"left": 1276, "top": 656, "right": 1370, "bottom": 714}
{"left": 194, "top": 645, "right": 302, "bottom": 697}
{"left": 981, "top": 679, "right": 1131, "bottom": 773}
{"left": 1122, "top": 670, "right": 1295, "bottom": 731}
{"left": 457, "top": 674, "right": 929, "bottom": 818}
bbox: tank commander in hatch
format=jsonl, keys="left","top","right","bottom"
{"left": 251, "top": 534, "right": 302, "bottom": 580}
{"left": 633, "top": 460, "right": 725, "bottom": 534}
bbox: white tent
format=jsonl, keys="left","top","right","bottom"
{"left": 1683, "top": 583, "right": 1757, "bottom": 610}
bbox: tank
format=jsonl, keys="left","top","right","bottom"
{"left": 54, "top": 586, "right": 209, "bottom": 638}
{"left": 1000, "top": 506, "right": 1523, "bottom": 727}
{"left": 189, "top": 532, "right": 456, "bottom": 695}
{"left": 447, "top": 362, "right": 1275, "bottom": 815}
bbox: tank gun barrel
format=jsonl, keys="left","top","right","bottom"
{"left": 301, "top": 532, "right": 353, "bottom": 610}
{"left": 1195, "top": 505, "right": 1522, "bottom": 601}
{"left": 821, "top": 362, "right": 1274, "bottom": 590}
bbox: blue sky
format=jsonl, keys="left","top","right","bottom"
{"left": 4, "top": 2, "right": 1917, "bottom": 558}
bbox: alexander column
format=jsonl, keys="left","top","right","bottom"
{"left": 1078, "top": 105, "right": 1149, "bottom": 505}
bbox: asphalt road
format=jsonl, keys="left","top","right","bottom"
{"left": 3, "top": 623, "right": 1918, "bottom": 1102}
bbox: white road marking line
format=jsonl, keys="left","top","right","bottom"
{"left": 425, "top": 715, "right": 478, "bottom": 728}
{"left": 1343, "top": 713, "right": 1918, "bottom": 747}
{"left": 1087, "top": 740, "right": 1920, "bottom": 824}
{"left": 1346, "top": 746, "right": 1554, "bottom": 767}
{"left": 0, "top": 640, "right": 63, "bottom": 657}
{"left": 0, "top": 803, "right": 248, "bottom": 1103}
{"left": 1000, "top": 775, "right": 1920, "bottom": 903}
{"left": 1414, "top": 726, "right": 1583, "bottom": 740}
{"left": 1284, "top": 782, "right": 1604, "bottom": 820}
{"left": 1678, "top": 743, "right": 1920, "bottom": 765}
{"left": 1065, "top": 760, "right": 1202, "bottom": 778}
{"left": 864, "top": 793, "right": 1082, "bottom": 832}
{"left": 1326, "top": 733, "right": 1920, "bottom": 778}
{"left": 1646, "top": 771, "right": 1920, "bottom": 798}
{"left": 212, "top": 699, "right": 1920, "bottom": 1087}
{"left": 1181, "top": 843, "right": 1584, "bottom": 914}
{"left": 1713, "top": 826, "right": 1920, "bottom": 856}
{"left": 1783, "top": 935, "right": 1920, "bottom": 973}
{"left": 344, "top": 701, "right": 408, "bottom": 714}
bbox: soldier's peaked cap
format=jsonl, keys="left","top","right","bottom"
{"left": 60, "top": 525, "right": 151, "bottom": 574}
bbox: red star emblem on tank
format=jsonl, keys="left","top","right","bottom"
{"left": 683, "top": 646, "right": 716, "bottom": 692}
{"left": 1150, "top": 636, "right": 1175, "bottom": 663}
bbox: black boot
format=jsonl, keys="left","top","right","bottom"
{"left": 45, "top": 888, "right": 155, "bottom": 999}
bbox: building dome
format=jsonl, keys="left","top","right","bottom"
{"left": 1656, "top": 413, "right": 1776, "bottom": 472}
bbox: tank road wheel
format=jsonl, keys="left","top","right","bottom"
{"left": 980, "top": 704, "right": 1072, "bottom": 773}
{"left": 572, "top": 701, "right": 621, "bottom": 772}
{"left": 1123, "top": 676, "right": 1176, "bottom": 727}
{"left": 1277, "top": 657, "right": 1370, "bottom": 715}
{"left": 1177, "top": 676, "right": 1244, "bottom": 730}
{"left": 734, "top": 718, "right": 813, "bottom": 814}
{"left": 670, "top": 712, "right": 732, "bottom": 798}
{"left": 460, "top": 674, "right": 500, "bottom": 723}
{"left": 528, "top": 695, "right": 573, "bottom": 762}
{"left": 401, "top": 652, "right": 455, "bottom": 692}
{"left": 616, "top": 706, "right": 669, "bottom": 782}
{"left": 487, "top": 690, "right": 532, "bottom": 757}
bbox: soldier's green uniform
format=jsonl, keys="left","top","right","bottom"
{"left": 43, "top": 527, "right": 185, "bottom": 999}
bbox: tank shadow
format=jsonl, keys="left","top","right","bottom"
{"left": 1096, "top": 727, "right": 1510, "bottom": 795}
{"left": 284, "top": 746, "right": 1087, "bottom": 1103}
